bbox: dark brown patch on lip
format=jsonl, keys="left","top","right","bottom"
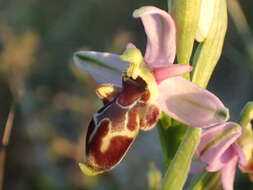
{"left": 86, "top": 119, "right": 110, "bottom": 155}
{"left": 146, "top": 105, "right": 160, "bottom": 126}
{"left": 251, "top": 119, "right": 253, "bottom": 130}
{"left": 86, "top": 118, "right": 96, "bottom": 153}
{"left": 86, "top": 104, "right": 111, "bottom": 154}
{"left": 93, "top": 135, "right": 133, "bottom": 170}
{"left": 140, "top": 104, "right": 160, "bottom": 130}
{"left": 119, "top": 76, "right": 147, "bottom": 106}
{"left": 127, "top": 108, "right": 139, "bottom": 131}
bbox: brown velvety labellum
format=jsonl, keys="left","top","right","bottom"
{"left": 85, "top": 100, "right": 137, "bottom": 170}
{"left": 87, "top": 118, "right": 134, "bottom": 169}
{"left": 84, "top": 75, "right": 160, "bottom": 172}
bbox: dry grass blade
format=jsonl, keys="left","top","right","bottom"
{"left": 0, "top": 102, "right": 15, "bottom": 190}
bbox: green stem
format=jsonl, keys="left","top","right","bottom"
{"left": 157, "top": 117, "right": 187, "bottom": 168}
{"left": 188, "top": 171, "right": 221, "bottom": 190}
{"left": 161, "top": 127, "right": 201, "bottom": 190}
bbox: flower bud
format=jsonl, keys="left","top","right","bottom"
{"left": 195, "top": 0, "right": 217, "bottom": 42}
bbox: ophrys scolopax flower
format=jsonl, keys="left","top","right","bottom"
{"left": 73, "top": 6, "right": 229, "bottom": 176}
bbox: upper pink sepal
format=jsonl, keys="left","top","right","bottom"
{"left": 152, "top": 64, "right": 192, "bottom": 84}
{"left": 133, "top": 6, "right": 176, "bottom": 67}
{"left": 157, "top": 77, "right": 229, "bottom": 128}
{"left": 73, "top": 51, "right": 129, "bottom": 87}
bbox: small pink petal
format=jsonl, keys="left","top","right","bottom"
{"left": 221, "top": 153, "right": 238, "bottom": 190}
{"left": 133, "top": 6, "right": 176, "bottom": 67}
{"left": 157, "top": 77, "right": 229, "bottom": 128}
{"left": 74, "top": 51, "right": 129, "bottom": 87}
{"left": 233, "top": 143, "right": 247, "bottom": 168}
{"left": 196, "top": 122, "right": 241, "bottom": 171}
{"left": 197, "top": 122, "right": 241, "bottom": 156}
{"left": 152, "top": 64, "right": 192, "bottom": 83}
{"left": 206, "top": 146, "right": 237, "bottom": 172}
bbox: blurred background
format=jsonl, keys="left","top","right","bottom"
{"left": 0, "top": 0, "right": 252, "bottom": 189}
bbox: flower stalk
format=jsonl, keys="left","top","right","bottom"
{"left": 161, "top": 127, "right": 201, "bottom": 190}
{"left": 189, "top": 171, "right": 222, "bottom": 190}
{"left": 160, "top": 0, "right": 228, "bottom": 189}
{"left": 157, "top": 115, "right": 187, "bottom": 167}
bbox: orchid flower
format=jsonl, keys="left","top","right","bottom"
{"left": 193, "top": 103, "right": 253, "bottom": 190}
{"left": 193, "top": 122, "right": 244, "bottom": 190}
{"left": 73, "top": 6, "right": 229, "bottom": 176}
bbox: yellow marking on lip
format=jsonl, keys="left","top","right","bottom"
{"left": 99, "top": 114, "right": 140, "bottom": 153}
{"left": 96, "top": 84, "right": 120, "bottom": 101}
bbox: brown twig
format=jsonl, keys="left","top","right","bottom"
{"left": 0, "top": 102, "right": 15, "bottom": 190}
